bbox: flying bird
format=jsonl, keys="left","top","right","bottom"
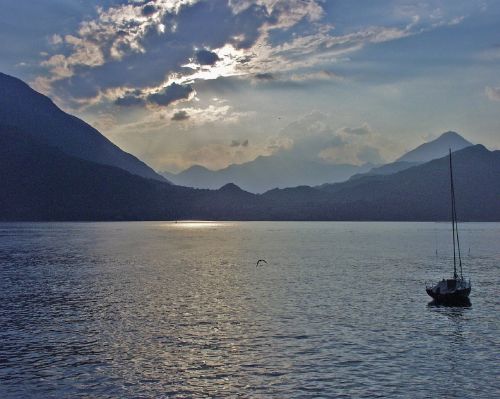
{"left": 256, "top": 259, "right": 268, "bottom": 267}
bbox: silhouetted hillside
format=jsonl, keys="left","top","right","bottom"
{"left": 0, "top": 72, "right": 166, "bottom": 181}
{"left": 1, "top": 127, "right": 498, "bottom": 221}
{"left": 280, "top": 145, "right": 500, "bottom": 221}
{"left": 0, "top": 126, "right": 264, "bottom": 221}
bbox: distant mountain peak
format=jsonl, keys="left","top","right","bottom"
{"left": 218, "top": 182, "right": 243, "bottom": 192}
{"left": 396, "top": 131, "right": 473, "bottom": 163}
{"left": 185, "top": 164, "right": 211, "bottom": 172}
{"left": 160, "top": 153, "right": 373, "bottom": 193}
{"left": 439, "top": 130, "right": 462, "bottom": 138}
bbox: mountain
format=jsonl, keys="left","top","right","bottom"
{"left": 1, "top": 74, "right": 497, "bottom": 221}
{"left": 0, "top": 72, "right": 166, "bottom": 182}
{"left": 348, "top": 131, "right": 473, "bottom": 181}
{"left": 164, "top": 131, "right": 473, "bottom": 192}
{"left": 347, "top": 161, "right": 419, "bottom": 181}
{"left": 161, "top": 154, "right": 374, "bottom": 193}
{"left": 281, "top": 145, "right": 500, "bottom": 221}
{"left": 0, "top": 127, "right": 171, "bottom": 220}
{"left": 396, "top": 131, "right": 473, "bottom": 163}
{"left": 2, "top": 124, "right": 498, "bottom": 222}
{"left": 0, "top": 126, "right": 264, "bottom": 221}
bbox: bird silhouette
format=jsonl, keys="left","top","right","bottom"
{"left": 256, "top": 259, "right": 268, "bottom": 267}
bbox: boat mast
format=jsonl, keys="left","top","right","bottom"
{"left": 449, "top": 149, "right": 458, "bottom": 279}
{"left": 450, "top": 151, "right": 464, "bottom": 279}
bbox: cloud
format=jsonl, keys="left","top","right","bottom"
{"left": 230, "top": 139, "right": 249, "bottom": 147}
{"left": 289, "top": 70, "right": 342, "bottom": 82}
{"left": 485, "top": 86, "right": 500, "bottom": 101}
{"left": 162, "top": 141, "right": 258, "bottom": 171}
{"left": 277, "top": 113, "right": 387, "bottom": 165}
{"left": 23, "top": 0, "right": 477, "bottom": 173}
{"left": 254, "top": 72, "right": 275, "bottom": 80}
{"left": 101, "top": 101, "right": 256, "bottom": 171}
{"left": 142, "top": 4, "right": 157, "bottom": 17}
{"left": 35, "top": 0, "right": 468, "bottom": 108}
{"left": 171, "top": 110, "right": 190, "bottom": 121}
{"left": 195, "top": 49, "right": 220, "bottom": 65}
{"left": 147, "top": 83, "right": 195, "bottom": 106}
{"left": 49, "top": 34, "right": 63, "bottom": 45}
{"left": 274, "top": 111, "right": 341, "bottom": 160}
{"left": 184, "top": 104, "right": 251, "bottom": 125}
{"left": 477, "top": 47, "right": 500, "bottom": 62}
{"left": 36, "top": 0, "right": 404, "bottom": 103}
{"left": 36, "top": 0, "right": 271, "bottom": 98}
{"left": 91, "top": 113, "right": 117, "bottom": 132}
{"left": 249, "top": 69, "right": 342, "bottom": 88}
{"left": 337, "top": 122, "right": 372, "bottom": 136}
{"left": 356, "top": 145, "right": 384, "bottom": 164}
{"left": 114, "top": 83, "right": 195, "bottom": 108}
{"left": 115, "top": 94, "right": 145, "bottom": 106}
{"left": 266, "top": 136, "right": 294, "bottom": 152}
{"left": 229, "top": 0, "right": 324, "bottom": 29}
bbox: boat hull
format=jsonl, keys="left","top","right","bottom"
{"left": 426, "top": 287, "right": 471, "bottom": 305}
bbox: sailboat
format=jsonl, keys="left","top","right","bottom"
{"left": 426, "top": 149, "right": 471, "bottom": 304}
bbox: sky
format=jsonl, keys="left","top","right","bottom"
{"left": 1, "top": 0, "right": 499, "bottom": 172}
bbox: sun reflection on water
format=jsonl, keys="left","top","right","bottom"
{"left": 165, "top": 221, "right": 235, "bottom": 229}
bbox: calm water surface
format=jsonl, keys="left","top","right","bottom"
{"left": 0, "top": 222, "right": 499, "bottom": 398}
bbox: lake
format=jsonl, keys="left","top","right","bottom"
{"left": 0, "top": 222, "right": 499, "bottom": 398}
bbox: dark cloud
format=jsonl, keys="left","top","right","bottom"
{"left": 254, "top": 72, "right": 275, "bottom": 80}
{"left": 236, "top": 55, "right": 254, "bottom": 64}
{"left": 147, "top": 83, "right": 194, "bottom": 106}
{"left": 171, "top": 110, "right": 190, "bottom": 121}
{"left": 142, "top": 4, "right": 156, "bottom": 16}
{"left": 339, "top": 123, "right": 372, "bottom": 135}
{"left": 326, "top": 135, "right": 346, "bottom": 147}
{"left": 115, "top": 94, "right": 145, "bottom": 107}
{"left": 40, "top": 1, "right": 276, "bottom": 100}
{"left": 195, "top": 49, "right": 220, "bottom": 65}
{"left": 115, "top": 83, "right": 194, "bottom": 108}
{"left": 230, "top": 139, "right": 249, "bottom": 147}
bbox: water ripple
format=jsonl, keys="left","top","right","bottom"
{"left": 0, "top": 221, "right": 499, "bottom": 398}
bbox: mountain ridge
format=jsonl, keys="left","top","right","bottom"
{"left": 0, "top": 72, "right": 167, "bottom": 182}
{"left": 1, "top": 73, "right": 498, "bottom": 221}
{"left": 1, "top": 130, "right": 498, "bottom": 221}
{"left": 348, "top": 131, "right": 473, "bottom": 181}
{"left": 161, "top": 154, "right": 374, "bottom": 193}
{"left": 265, "top": 144, "right": 499, "bottom": 221}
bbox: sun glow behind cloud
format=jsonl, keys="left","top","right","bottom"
{"left": 2, "top": 0, "right": 498, "bottom": 171}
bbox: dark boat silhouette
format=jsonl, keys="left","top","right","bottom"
{"left": 426, "top": 149, "right": 471, "bottom": 305}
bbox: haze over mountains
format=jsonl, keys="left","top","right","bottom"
{"left": 162, "top": 155, "right": 374, "bottom": 193}
{"left": 162, "top": 131, "right": 474, "bottom": 192}
{"left": 1, "top": 72, "right": 498, "bottom": 221}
